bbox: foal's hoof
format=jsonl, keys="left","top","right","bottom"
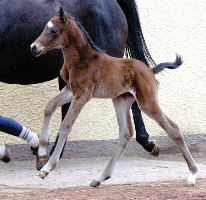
{"left": 187, "top": 173, "right": 196, "bottom": 186}
{"left": 150, "top": 140, "right": 159, "bottom": 157}
{"left": 90, "top": 179, "right": 101, "bottom": 187}
{"left": 36, "top": 156, "right": 49, "bottom": 171}
{"left": 0, "top": 145, "right": 11, "bottom": 163}
{"left": 39, "top": 171, "right": 49, "bottom": 179}
{"left": 187, "top": 181, "right": 195, "bottom": 186}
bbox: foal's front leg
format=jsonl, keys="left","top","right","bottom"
{"left": 39, "top": 91, "right": 92, "bottom": 179}
{"left": 37, "top": 86, "right": 73, "bottom": 171}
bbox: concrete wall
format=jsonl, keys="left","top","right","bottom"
{"left": 0, "top": 0, "right": 206, "bottom": 145}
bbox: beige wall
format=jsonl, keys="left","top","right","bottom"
{"left": 0, "top": 0, "right": 206, "bottom": 145}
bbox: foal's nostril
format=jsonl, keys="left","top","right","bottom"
{"left": 31, "top": 45, "right": 37, "bottom": 54}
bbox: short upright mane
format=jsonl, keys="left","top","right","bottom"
{"left": 72, "top": 17, "right": 104, "bottom": 53}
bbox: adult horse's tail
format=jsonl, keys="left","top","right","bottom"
{"left": 116, "top": 0, "right": 156, "bottom": 67}
{"left": 117, "top": 0, "right": 159, "bottom": 155}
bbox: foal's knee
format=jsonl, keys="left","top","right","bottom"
{"left": 44, "top": 100, "right": 56, "bottom": 117}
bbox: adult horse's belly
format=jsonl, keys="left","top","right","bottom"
{"left": 0, "top": 0, "right": 127, "bottom": 84}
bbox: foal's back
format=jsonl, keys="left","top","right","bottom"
{"left": 92, "top": 54, "right": 157, "bottom": 99}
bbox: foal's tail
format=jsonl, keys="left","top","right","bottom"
{"left": 152, "top": 54, "right": 183, "bottom": 74}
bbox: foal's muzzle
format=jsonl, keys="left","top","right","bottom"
{"left": 30, "top": 43, "right": 43, "bottom": 57}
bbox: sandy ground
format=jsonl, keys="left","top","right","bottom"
{"left": 0, "top": 154, "right": 206, "bottom": 199}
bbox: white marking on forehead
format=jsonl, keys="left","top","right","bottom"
{"left": 47, "top": 21, "right": 53, "bottom": 28}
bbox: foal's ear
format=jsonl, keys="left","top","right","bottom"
{"left": 56, "top": 6, "right": 67, "bottom": 23}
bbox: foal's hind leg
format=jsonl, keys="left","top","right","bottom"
{"left": 90, "top": 94, "right": 134, "bottom": 187}
{"left": 138, "top": 97, "right": 198, "bottom": 185}
{"left": 37, "top": 86, "right": 73, "bottom": 171}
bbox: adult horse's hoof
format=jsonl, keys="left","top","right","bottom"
{"left": 36, "top": 156, "right": 49, "bottom": 171}
{"left": 0, "top": 145, "right": 11, "bottom": 163}
{"left": 90, "top": 179, "right": 101, "bottom": 187}
{"left": 150, "top": 140, "right": 159, "bottom": 157}
{"left": 31, "top": 135, "right": 39, "bottom": 156}
{"left": 31, "top": 146, "right": 38, "bottom": 156}
{"left": 39, "top": 171, "right": 49, "bottom": 179}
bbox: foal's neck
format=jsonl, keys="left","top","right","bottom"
{"left": 62, "top": 20, "right": 97, "bottom": 68}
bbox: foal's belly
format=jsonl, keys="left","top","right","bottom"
{"left": 92, "top": 83, "right": 129, "bottom": 99}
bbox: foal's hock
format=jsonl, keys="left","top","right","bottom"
{"left": 31, "top": 7, "right": 198, "bottom": 187}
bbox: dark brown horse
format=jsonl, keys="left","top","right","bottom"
{"left": 31, "top": 7, "right": 198, "bottom": 187}
{"left": 1, "top": 0, "right": 157, "bottom": 156}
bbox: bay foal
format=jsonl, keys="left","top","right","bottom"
{"left": 31, "top": 7, "right": 198, "bottom": 186}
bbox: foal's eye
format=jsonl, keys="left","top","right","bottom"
{"left": 51, "top": 28, "right": 59, "bottom": 34}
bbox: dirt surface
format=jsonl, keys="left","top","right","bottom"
{"left": 1, "top": 179, "right": 206, "bottom": 200}
{"left": 0, "top": 154, "right": 206, "bottom": 199}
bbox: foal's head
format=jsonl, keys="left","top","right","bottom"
{"left": 31, "top": 7, "right": 72, "bottom": 56}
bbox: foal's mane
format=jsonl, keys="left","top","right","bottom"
{"left": 67, "top": 15, "right": 104, "bottom": 53}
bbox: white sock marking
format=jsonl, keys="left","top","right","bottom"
{"left": 188, "top": 171, "right": 196, "bottom": 185}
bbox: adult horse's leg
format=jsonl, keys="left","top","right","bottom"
{"left": 117, "top": 0, "right": 158, "bottom": 155}
{"left": 131, "top": 102, "right": 158, "bottom": 154}
{"left": 90, "top": 94, "right": 134, "bottom": 187}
